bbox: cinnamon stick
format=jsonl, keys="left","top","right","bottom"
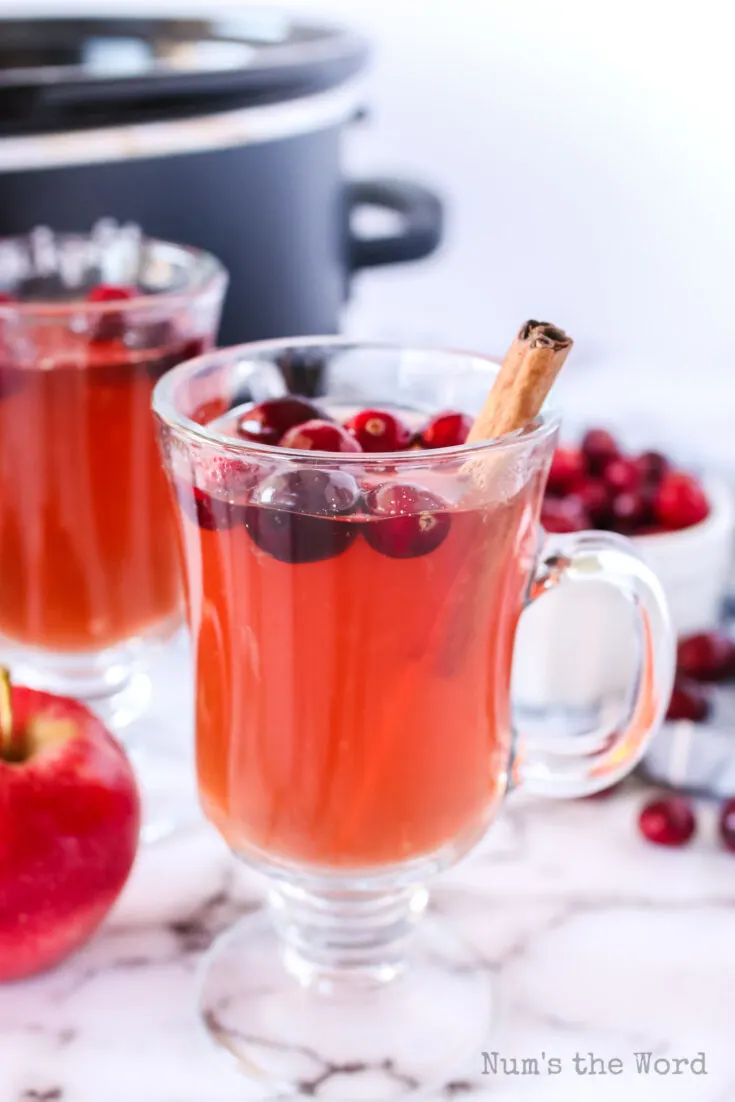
{"left": 466, "top": 320, "right": 573, "bottom": 444}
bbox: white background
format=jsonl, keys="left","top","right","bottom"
{"left": 2, "top": 0, "right": 734, "bottom": 462}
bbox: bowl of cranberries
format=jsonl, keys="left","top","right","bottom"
{"left": 512, "top": 427, "right": 733, "bottom": 726}
{"left": 542, "top": 427, "right": 734, "bottom": 635}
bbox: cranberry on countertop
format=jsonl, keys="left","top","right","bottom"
{"left": 364, "top": 483, "right": 451, "bottom": 559}
{"left": 237, "top": 397, "right": 331, "bottom": 447}
{"left": 638, "top": 797, "right": 696, "bottom": 847}
{"left": 418, "top": 410, "right": 473, "bottom": 450}
{"left": 718, "top": 798, "right": 735, "bottom": 853}
{"left": 666, "top": 678, "right": 711, "bottom": 723}
{"left": 654, "top": 471, "right": 709, "bottom": 530}
{"left": 581, "top": 428, "right": 619, "bottom": 474}
{"left": 547, "top": 446, "right": 586, "bottom": 496}
{"left": 677, "top": 632, "right": 735, "bottom": 683}
{"left": 345, "top": 408, "right": 413, "bottom": 452}
{"left": 281, "top": 419, "right": 362, "bottom": 453}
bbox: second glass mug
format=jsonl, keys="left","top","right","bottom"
{"left": 153, "top": 339, "right": 674, "bottom": 1098}
{"left": 0, "top": 225, "right": 227, "bottom": 841}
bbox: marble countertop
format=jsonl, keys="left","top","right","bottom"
{"left": 2, "top": 636, "right": 734, "bottom": 1102}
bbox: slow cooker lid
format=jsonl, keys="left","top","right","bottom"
{"left": 0, "top": 13, "right": 369, "bottom": 136}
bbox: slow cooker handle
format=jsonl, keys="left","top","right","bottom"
{"left": 347, "top": 178, "right": 443, "bottom": 270}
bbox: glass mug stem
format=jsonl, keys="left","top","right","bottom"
{"left": 270, "top": 883, "right": 428, "bottom": 985}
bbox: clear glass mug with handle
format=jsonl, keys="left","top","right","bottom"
{"left": 153, "top": 339, "right": 675, "bottom": 1100}
{"left": 0, "top": 224, "right": 227, "bottom": 843}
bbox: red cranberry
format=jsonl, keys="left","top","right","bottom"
{"left": 281, "top": 419, "right": 361, "bottom": 453}
{"left": 579, "top": 479, "right": 612, "bottom": 526}
{"left": 635, "top": 450, "right": 669, "bottom": 485}
{"left": 364, "top": 484, "right": 451, "bottom": 559}
{"left": 666, "top": 678, "right": 711, "bottom": 722}
{"left": 547, "top": 446, "right": 586, "bottom": 495}
{"left": 540, "top": 495, "right": 590, "bottom": 534}
{"left": 654, "top": 471, "right": 709, "bottom": 530}
{"left": 604, "top": 458, "right": 640, "bottom": 495}
{"left": 0, "top": 292, "right": 17, "bottom": 304}
{"left": 581, "top": 428, "right": 619, "bottom": 474}
{"left": 638, "top": 797, "right": 696, "bottom": 847}
{"left": 677, "top": 632, "right": 735, "bottom": 683}
{"left": 247, "top": 469, "right": 360, "bottom": 563}
{"left": 418, "top": 410, "right": 473, "bottom": 450}
{"left": 86, "top": 284, "right": 137, "bottom": 303}
{"left": 237, "top": 397, "right": 330, "bottom": 447}
{"left": 206, "top": 455, "right": 265, "bottom": 499}
{"left": 175, "top": 483, "right": 243, "bottom": 532}
{"left": 86, "top": 284, "right": 137, "bottom": 342}
{"left": 718, "top": 798, "right": 735, "bottom": 853}
{"left": 610, "top": 491, "right": 650, "bottom": 534}
{"left": 344, "top": 408, "right": 413, "bottom": 452}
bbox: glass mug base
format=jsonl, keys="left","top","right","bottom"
{"left": 0, "top": 618, "right": 199, "bottom": 844}
{"left": 199, "top": 888, "right": 494, "bottom": 1101}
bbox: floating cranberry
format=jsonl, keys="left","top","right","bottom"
{"left": 666, "top": 678, "right": 711, "bottom": 722}
{"left": 364, "top": 483, "right": 451, "bottom": 559}
{"left": 610, "top": 491, "right": 651, "bottom": 534}
{"left": 247, "top": 469, "right": 360, "bottom": 563}
{"left": 677, "top": 632, "right": 735, "bottom": 683}
{"left": 86, "top": 284, "right": 137, "bottom": 303}
{"left": 205, "top": 455, "right": 265, "bottom": 499}
{"left": 638, "top": 797, "right": 696, "bottom": 847}
{"left": 86, "top": 284, "right": 137, "bottom": 342}
{"left": 175, "top": 483, "right": 242, "bottom": 532}
{"left": 540, "top": 495, "right": 590, "bottom": 534}
{"left": 654, "top": 471, "right": 709, "bottom": 530}
{"left": 418, "top": 410, "right": 473, "bottom": 450}
{"left": 281, "top": 419, "right": 361, "bottom": 453}
{"left": 547, "top": 446, "right": 586, "bottom": 495}
{"left": 604, "top": 458, "right": 640, "bottom": 495}
{"left": 579, "top": 479, "right": 612, "bottom": 526}
{"left": 344, "top": 408, "right": 413, "bottom": 452}
{"left": 635, "top": 450, "right": 669, "bottom": 485}
{"left": 718, "top": 798, "right": 735, "bottom": 853}
{"left": 581, "top": 428, "right": 619, "bottom": 474}
{"left": 237, "top": 397, "right": 330, "bottom": 447}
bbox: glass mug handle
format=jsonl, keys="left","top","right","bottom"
{"left": 512, "top": 530, "right": 676, "bottom": 797}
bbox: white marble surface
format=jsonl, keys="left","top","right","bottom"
{"left": 2, "top": 640, "right": 735, "bottom": 1102}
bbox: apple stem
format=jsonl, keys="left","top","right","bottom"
{"left": 0, "top": 668, "right": 13, "bottom": 756}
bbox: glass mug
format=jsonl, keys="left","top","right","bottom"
{"left": 0, "top": 224, "right": 227, "bottom": 841}
{"left": 153, "top": 339, "right": 674, "bottom": 1098}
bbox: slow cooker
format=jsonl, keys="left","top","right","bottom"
{"left": 0, "top": 13, "right": 443, "bottom": 345}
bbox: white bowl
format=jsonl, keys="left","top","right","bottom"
{"left": 512, "top": 478, "right": 735, "bottom": 717}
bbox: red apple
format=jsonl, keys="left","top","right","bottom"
{"left": 0, "top": 675, "right": 140, "bottom": 982}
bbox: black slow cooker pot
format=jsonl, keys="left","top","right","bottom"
{"left": 0, "top": 14, "right": 442, "bottom": 345}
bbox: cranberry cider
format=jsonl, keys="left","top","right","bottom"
{"left": 177, "top": 399, "right": 543, "bottom": 870}
{"left": 0, "top": 287, "right": 208, "bottom": 650}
